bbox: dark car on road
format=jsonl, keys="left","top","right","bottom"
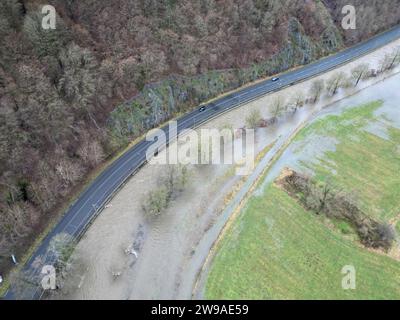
{"left": 199, "top": 105, "right": 206, "bottom": 112}
{"left": 272, "top": 77, "right": 280, "bottom": 82}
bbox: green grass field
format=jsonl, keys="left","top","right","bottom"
{"left": 205, "top": 100, "right": 400, "bottom": 299}
{"left": 295, "top": 100, "right": 400, "bottom": 221}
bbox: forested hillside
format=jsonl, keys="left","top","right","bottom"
{"left": 325, "top": 0, "right": 400, "bottom": 44}
{"left": 1, "top": 0, "right": 399, "bottom": 274}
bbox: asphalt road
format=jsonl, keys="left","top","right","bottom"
{"left": 5, "top": 25, "right": 400, "bottom": 299}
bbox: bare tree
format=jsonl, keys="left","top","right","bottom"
{"left": 326, "top": 72, "right": 347, "bottom": 96}
{"left": 163, "top": 165, "right": 188, "bottom": 198}
{"left": 388, "top": 47, "right": 400, "bottom": 70}
{"left": 379, "top": 54, "right": 390, "bottom": 73}
{"left": 309, "top": 79, "right": 325, "bottom": 103}
{"left": 77, "top": 132, "right": 105, "bottom": 168}
{"left": 378, "top": 50, "right": 400, "bottom": 73}
{"left": 245, "top": 109, "right": 262, "bottom": 129}
{"left": 351, "top": 63, "right": 370, "bottom": 87}
{"left": 55, "top": 158, "right": 83, "bottom": 188}
{"left": 318, "top": 181, "right": 333, "bottom": 213}
{"left": 291, "top": 91, "right": 305, "bottom": 110}
{"left": 271, "top": 96, "right": 286, "bottom": 121}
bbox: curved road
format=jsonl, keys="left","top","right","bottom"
{"left": 5, "top": 25, "right": 400, "bottom": 299}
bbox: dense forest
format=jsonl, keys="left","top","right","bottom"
{"left": 1, "top": 0, "right": 400, "bottom": 274}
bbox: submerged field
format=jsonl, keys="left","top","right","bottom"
{"left": 205, "top": 99, "right": 400, "bottom": 299}
{"left": 294, "top": 100, "right": 400, "bottom": 221}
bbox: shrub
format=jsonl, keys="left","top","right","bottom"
{"left": 279, "top": 169, "right": 396, "bottom": 251}
{"left": 142, "top": 165, "right": 189, "bottom": 219}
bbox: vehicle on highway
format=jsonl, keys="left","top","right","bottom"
{"left": 199, "top": 105, "right": 206, "bottom": 112}
{"left": 271, "top": 77, "right": 280, "bottom": 82}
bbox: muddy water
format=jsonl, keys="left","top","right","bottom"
{"left": 70, "top": 124, "right": 278, "bottom": 299}
{"left": 70, "top": 46, "right": 400, "bottom": 300}
{"left": 258, "top": 72, "right": 400, "bottom": 191}
{"left": 122, "top": 126, "right": 288, "bottom": 299}
{"left": 194, "top": 72, "right": 400, "bottom": 298}
{"left": 74, "top": 109, "right": 340, "bottom": 299}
